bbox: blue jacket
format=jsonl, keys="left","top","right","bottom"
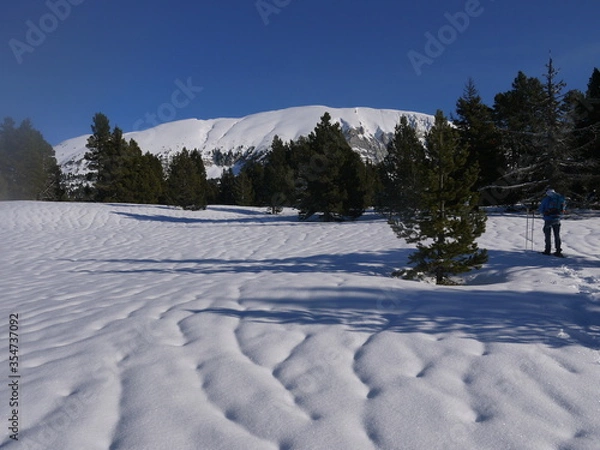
{"left": 539, "top": 193, "right": 564, "bottom": 222}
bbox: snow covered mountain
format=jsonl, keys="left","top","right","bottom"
{"left": 54, "top": 105, "right": 435, "bottom": 178}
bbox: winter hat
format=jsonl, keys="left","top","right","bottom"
{"left": 546, "top": 188, "right": 556, "bottom": 196}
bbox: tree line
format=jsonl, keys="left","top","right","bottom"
{"left": 2, "top": 63, "right": 598, "bottom": 208}
{"left": 455, "top": 61, "right": 600, "bottom": 206}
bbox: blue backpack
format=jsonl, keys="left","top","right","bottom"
{"left": 546, "top": 194, "right": 566, "bottom": 216}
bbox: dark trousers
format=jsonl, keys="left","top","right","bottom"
{"left": 543, "top": 221, "right": 561, "bottom": 252}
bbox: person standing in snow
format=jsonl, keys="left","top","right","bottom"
{"left": 539, "top": 188, "right": 565, "bottom": 256}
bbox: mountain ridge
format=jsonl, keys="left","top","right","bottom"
{"left": 54, "top": 105, "right": 436, "bottom": 178}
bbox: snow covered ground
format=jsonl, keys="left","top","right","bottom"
{"left": 1, "top": 201, "right": 599, "bottom": 450}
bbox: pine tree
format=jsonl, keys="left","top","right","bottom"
{"left": 492, "top": 71, "right": 546, "bottom": 203}
{"left": 454, "top": 79, "right": 504, "bottom": 203}
{"left": 234, "top": 169, "right": 255, "bottom": 206}
{"left": 539, "top": 57, "right": 571, "bottom": 193}
{"left": 0, "top": 117, "right": 62, "bottom": 200}
{"left": 340, "top": 146, "right": 368, "bottom": 219}
{"left": 85, "top": 113, "right": 166, "bottom": 204}
{"left": 239, "top": 161, "right": 266, "bottom": 206}
{"left": 571, "top": 68, "right": 600, "bottom": 197}
{"left": 296, "top": 112, "right": 367, "bottom": 221}
{"left": 218, "top": 168, "right": 236, "bottom": 205}
{"left": 85, "top": 113, "right": 112, "bottom": 184}
{"left": 109, "top": 134, "right": 143, "bottom": 203}
{"left": 492, "top": 60, "right": 578, "bottom": 202}
{"left": 131, "top": 151, "right": 165, "bottom": 205}
{"left": 166, "top": 148, "right": 207, "bottom": 210}
{"left": 263, "top": 135, "right": 295, "bottom": 214}
{"left": 85, "top": 114, "right": 125, "bottom": 202}
{"left": 205, "top": 179, "right": 220, "bottom": 205}
{"left": 388, "top": 110, "right": 488, "bottom": 285}
{"left": 376, "top": 115, "right": 425, "bottom": 219}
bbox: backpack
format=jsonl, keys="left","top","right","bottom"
{"left": 546, "top": 194, "right": 566, "bottom": 216}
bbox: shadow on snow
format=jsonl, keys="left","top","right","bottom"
{"left": 187, "top": 284, "right": 600, "bottom": 350}
{"left": 112, "top": 207, "right": 389, "bottom": 226}
{"left": 70, "top": 248, "right": 600, "bottom": 349}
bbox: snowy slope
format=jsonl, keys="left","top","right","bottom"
{"left": 54, "top": 106, "right": 435, "bottom": 178}
{"left": 1, "top": 202, "right": 599, "bottom": 450}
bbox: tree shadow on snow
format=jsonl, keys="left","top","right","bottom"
{"left": 112, "top": 207, "right": 389, "bottom": 226}
{"left": 186, "top": 284, "right": 600, "bottom": 350}
{"left": 69, "top": 249, "right": 412, "bottom": 278}
{"left": 72, "top": 247, "right": 600, "bottom": 349}
{"left": 72, "top": 248, "right": 600, "bottom": 279}
{"left": 113, "top": 210, "right": 295, "bottom": 226}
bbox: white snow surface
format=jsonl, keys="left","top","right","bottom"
{"left": 1, "top": 201, "right": 600, "bottom": 450}
{"left": 53, "top": 106, "right": 435, "bottom": 178}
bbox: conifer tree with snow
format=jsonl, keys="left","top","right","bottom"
{"left": 296, "top": 112, "right": 368, "bottom": 221}
{"left": 388, "top": 110, "right": 488, "bottom": 285}
{"left": 166, "top": 148, "right": 207, "bottom": 210}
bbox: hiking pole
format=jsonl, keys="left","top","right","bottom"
{"left": 525, "top": 209, "right": 529, "bottom": 250}
{"left": 530, "top": 208, "right": 534, "bottom": 251}
{"left": 525, "top": 207, "right": 535, "bottom": 251}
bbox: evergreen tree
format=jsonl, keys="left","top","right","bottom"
{"left": 166, "top": 148, "right": 207, "bottom": 210}
{"left": 263, "top": 136, "right": 295, "bottom": 214}
{"left": 84, "top": 113, "right": 112, "bottom": 186}
{"left": 205, "top": 178, "right": 221, "bottom": 205}
{"left": 340, "top": 146, "right": 369, "bottom": 218}
{"left": 218, "top": 168, "right": 236, "bottom": 205}
{"left": 132, "top": 151, "right": 165, "bottom": 204}
{"left": 0, "top": 117, "right": 62, "bottom": 200}
{"left": 109, "top": 134, "right": 142, "bottom": 203}
{"left": 539, "top": 57, "right": 571, "bottom": 193}
{"left": 388, "top": 110, "right": 488, "bottom": 285}
{"left": 234, "top": 169, "right": 255, "bottom": 206}
{"left": 492, "top": 71, "right": 546, "bottom": 202}
{"left": 362, "top": 160, "right": 381, "bottom": 210}
{"left": 492, "top": 60, "right": 578, "bottom": 202}
{"left": 240, "top": 161, "right": 266, "bottom": 206}
{"left": 571, "top": 68, "right": 600, "bottom": 197}
{"left": 85, "top": 114, "right": 126, "bottom": 202}
{"left": 85, "top": 113, "right": 165, "bottom": 204}
{"left": 376, "top": 115, "right": 425, "bottom": 218}
{"left": 454, "top": 79, "right": 504, "bottom": 203}
{"left": 296, "top": 113, "right": 368, "bottom": 221}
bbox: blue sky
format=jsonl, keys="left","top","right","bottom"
{"left": 1, "top": 0, "right": 599, "bottom": 145}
